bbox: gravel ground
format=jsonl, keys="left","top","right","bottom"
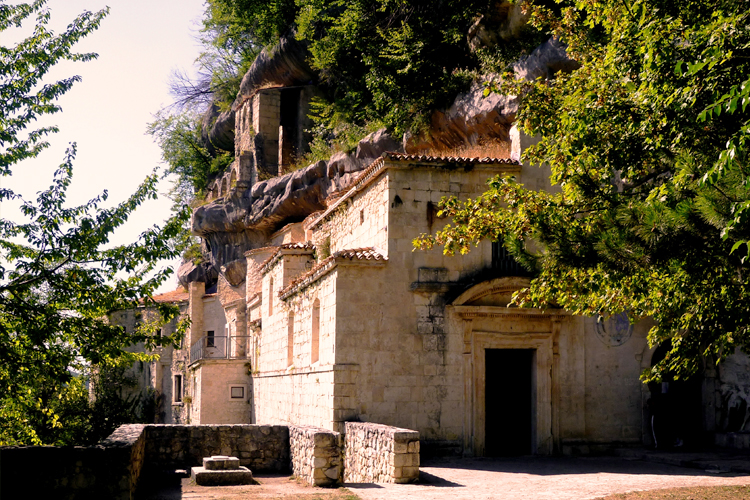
{"left": 139, "top": 456, "right": 750, "bottom": 500}
{"left": 346, "top": 456, "right": 750, "bottom": 500}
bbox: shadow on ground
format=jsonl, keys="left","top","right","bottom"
{"left": 420, "top": 455, "right": 750, "bottom": 478}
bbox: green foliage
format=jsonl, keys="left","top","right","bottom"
{"left": 198, "top": 0, "right": 496, "bottom": 138}
{"left": 295, "top": 0, "right": 485, "bottom": 136}
{"left": 0, "top": 1, "right": 189, "bottom": 445}
{"left": 181, "top": 240, "right": 204, "bottom": 265}
{"left": 86, "top": 364, "right": 157, "bottom": 445}
{"left": 204, "top": 0, "right": 297, "bottom": 50}
{"left": 416, "top": 0, "right": 750, "bottom": 381}
{"left": 147, "top": 109, "right": 232, "bottom": 202}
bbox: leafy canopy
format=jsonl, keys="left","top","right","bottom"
{"left": 416, "top": 0, "right": 750, "bottom": 381}
{"left": 0, "top": 0, "right": 189, "bottom": 445}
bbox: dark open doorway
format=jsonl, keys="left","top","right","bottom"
{"left": 649, "top": 343, "right": 704, "bottom": 449}
{"left": 485, "top": 348, "right": 535, "bottom": 456}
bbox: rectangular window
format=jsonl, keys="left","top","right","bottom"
{"left": 230, "top": 386, "right": 245, "bottom": 399}
{"left": 174, "top": 375, "right": 183, "bottom": 403}
{"left": 206, "top": 330, "right": 215, "bottom": 348}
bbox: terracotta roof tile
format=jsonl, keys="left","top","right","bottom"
{"left": 150, "top": 287, "right": 189, "bottom": 304}
{"left": 279, "top": 247, "right": 386, "bottom": 299}
{"left": 260, "top": 242, "right": 316, "bottom": 275}
{"left": 310, "top": 152, "right": 519, "bottom": 230}
{"left": 333, "top": 247, "right": 387, "bottom": 261}
{"left": 381, "top": 151, "right": 518, "bottom": 164}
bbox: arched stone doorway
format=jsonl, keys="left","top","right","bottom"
{"left": 450, "top": 277, "right": 571, "bottom": 456}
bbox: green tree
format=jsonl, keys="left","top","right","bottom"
{"left": 147, "top": 109, "right": 233, "bottom": 203}
{"left": 416, "top": 0, "right": 750, "bottom": 382}
{"left": 0, "top": 1, "right": 188, "bottom": 445}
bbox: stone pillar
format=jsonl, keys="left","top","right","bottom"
{"left": 245, "top": 247, "right": 278, "bottom": 299}
{"left": 252, "top": 90, "right": 281, "bottom": 177}
{"left": 188, "top": 281, "right": 206, "bottom": 348}
{"left": 239, "top": 151, "right": 255, "bottom": 184}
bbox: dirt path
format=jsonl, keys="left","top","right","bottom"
{"left": 140, "top": 473, "right": 358, "bottom": 500}
{"left": 346, "top": 457, "right": 750, "bottom": 500}
{"left": 140, "top": 457, "right": 750, "bottom": 500}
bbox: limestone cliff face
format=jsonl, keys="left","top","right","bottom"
{"left": 181, "top": 129, "right": 401, "bottom": 288}
{"left": 182, "top": 25, "right": 577, "bottom": 288}
{"left": 404, "top": 38, "right": 578, "bottom": 152}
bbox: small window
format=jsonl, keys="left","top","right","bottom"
{"left": 287, "top": 311, "right": 294, "bottom": 367}
{"left": 230, "top": 386, "right": 245, "bottom": 399}
{"left": 206, "top": 330, "right": 215, "bottom": 348}
{"left": 360, "top": 209, "right": 365, "bottom": 224}
{"left": 311, "top": 299, "right": 320, "bottom": 364}
{"left": 268, "top": 277, "right": 274, "bottom": 316}
{"left": 174, "top": 375, "right": 183, "bottom": 403}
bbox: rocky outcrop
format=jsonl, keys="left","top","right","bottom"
{"left": 188, "top": 27, "right": 578, "bottom": 283}
{"left": 512, "top": 37, "right": 579, "bottom": 81}
{"left": 201, "top": 104, "right": 235, "bottom": 154}
{"left": 192, "top": 129, "right": 404, "bottom": 273}
{"left": 404, "top": 37, "right": 577, "bottom": 152}
{"left": 177, "top": 260, "right": 218, "bottom": 289}
{"left": 234, "top": 37, "right": 314, "bottom": 106}
{"left": 202, "top": 36, "right": 315, "bottom": 155}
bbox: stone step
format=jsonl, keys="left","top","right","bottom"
{"left": 203, "top": 455, "right": 241, "bottom": 470}
{"left": 191, "top": 466, "right": 257, "bottom": 486}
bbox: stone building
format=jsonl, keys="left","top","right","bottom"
{"left": 125, "top": 126, "right": 719, "bottom": 456}
{"left": 107, "top": 288, "right": 190, "bottom": 424}
{"left": 116, "top": 36, "right": 750, "bottom": 456}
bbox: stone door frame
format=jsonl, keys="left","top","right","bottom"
{"left": 471, "top": 329, "right": 553, "bottom": 456}
{"left": 451, "top": 278, "right": 565, "bottom": 456}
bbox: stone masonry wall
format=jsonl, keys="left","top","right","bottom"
{"left": 344, "top": 422, "right": 420, "bottom": 484}
{"left": 289, "top": 425, "right": 343, "bottom": 486}
{"left": 0, "top": 424, "right": 147, "bottom": 500}
{"left": 142, "top": 424, "right": 289, "bottom": 473}
{"left": 312, "top": 174, "right": 389, "bottom": 255}
{"left": 254, "top": 270, "right": 337, "bottom": 429}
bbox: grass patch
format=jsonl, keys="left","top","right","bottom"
{"left": 598, "top": 485, "right": 750, "bottom": 500}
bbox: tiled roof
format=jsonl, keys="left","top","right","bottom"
{"left": 381, "top": 151, "right": 518, "bottom": 164}
{"left": 280, "top": 247, "right": 387, "bottom": 299}
{"left": 149, "top": 288, "right": 189, "bottom": 304}
{"left": 260, "top": 242, "right": 316, "bottom": 275}
{"left": 310, "top": 151, "right": 519, "bottom": 230}
{"left": 333, "top": 247, "right": 387, "bottom": 261}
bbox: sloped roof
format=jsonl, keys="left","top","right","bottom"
{"left": 259, "top": 242, "right": 316, "bottom": 275}
{"left": 310, "top": 152, "right": 520, "bottom": 230}
{"left": 279, "top": 247, "right": 387, "bottom": 300}
{"left": 150, "top": 287, "right": 189, "bottom": 304}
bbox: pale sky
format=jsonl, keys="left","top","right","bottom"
{"left": 3, "top": 0, "right": 208, "bottom": 292}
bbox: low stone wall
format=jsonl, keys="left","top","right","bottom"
{"left": 290, "top": 425, "right": 342, "bottom": 486}
{"left": 0, "top": 424, "right": 147, "bottom": 500}
{"left": 1, "top": 421, "right": 423, "bottom": 498}
{"left": 716, "top": 432, "right": 750, "bottom": 449}
{"left": 101, "top": 424, "right": 148, "bottom": 496}
{"left": 344, "top": 422, "right": 420, "bottom": 484}
{"left": 142, "top": 424, "right": 289, "bottom": 474}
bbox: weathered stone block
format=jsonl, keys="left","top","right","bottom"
{"left": 191, "top": 466, "right": 257, "bottom": 486}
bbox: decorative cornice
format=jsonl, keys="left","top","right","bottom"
{"left": 279, "top": 247, "right": 387, "bottom": 300}
{"left": 451, "top": 305, "right": 568, "bottom": 320}
{"left": 308, "top": 152, "right": 521, "bottom": 230}
{"left": 259, "top": 242, "right": 316, "bottom": 276}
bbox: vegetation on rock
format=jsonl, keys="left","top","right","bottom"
{"left": 153, "top": 0, "right": 546, "bottom": 207}
{"left": 0, "top": 1, "right": 188, "bottom": 445}
{"left": 415, "top": 0, "right": 750, "bottom": 381}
